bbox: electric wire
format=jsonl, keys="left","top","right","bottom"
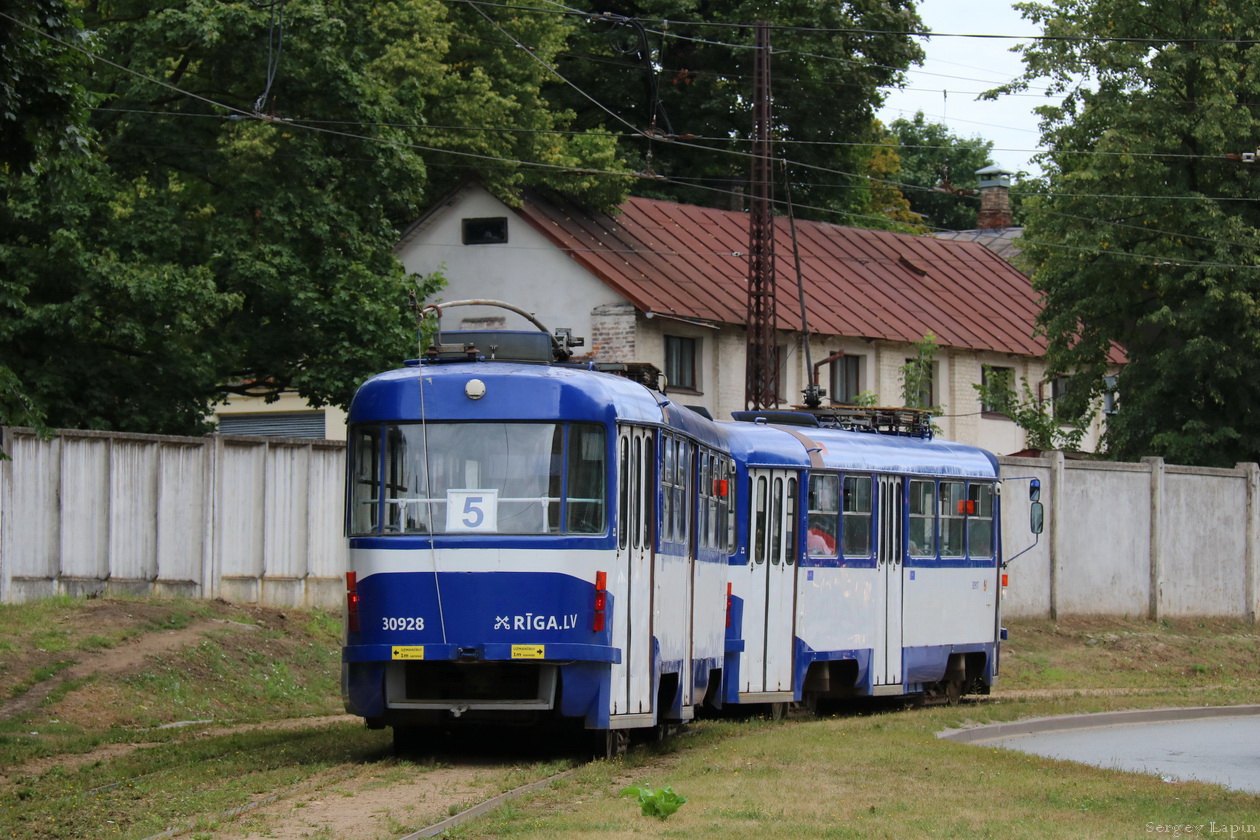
{"left": 10, "top": 10, "right": 1260, "bottom": 269}
{"left": 250, "top": 0, "right": 286, "bottom": 115}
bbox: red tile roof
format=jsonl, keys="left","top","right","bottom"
{"left": 515, "top": 193, "right": 1052, "bottom": 358}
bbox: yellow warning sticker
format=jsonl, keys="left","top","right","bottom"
{"left": 391, "top": 646, "right": 425, "bottom": 660}
{"left": 511, "top": 644, "right": 545, "bottom": 660}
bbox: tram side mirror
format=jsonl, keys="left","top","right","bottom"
{"left": 1030, "top": 501, "right": 1045, "bottom": 535}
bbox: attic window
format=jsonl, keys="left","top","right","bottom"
{"left": 462, "top": 217, "right": 508, "bottom": 245}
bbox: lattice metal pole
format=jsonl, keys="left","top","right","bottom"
{"left": 745, "top": 20, "right": 777, "bottom": 410}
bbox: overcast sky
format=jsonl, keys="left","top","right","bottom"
{"left": 877, "top": 0, "right": 1052, "bottom": 179}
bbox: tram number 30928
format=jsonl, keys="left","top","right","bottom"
{"left": 382, "top": 616, "right": 427, "bottom": 631}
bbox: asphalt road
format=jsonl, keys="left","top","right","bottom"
{"left": 940, "top": 706, "right": 1260, "bottom": 794}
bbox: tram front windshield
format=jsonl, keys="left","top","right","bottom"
{"left": 350, "top": 422, "right": 606, "bottom": 537}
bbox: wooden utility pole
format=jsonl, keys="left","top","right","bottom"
{"left": 745, "top": 20, "right": 777, "bottom": 410}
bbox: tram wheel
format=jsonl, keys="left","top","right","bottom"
{"left": 766, "top": 702, "right": 788, "bottom": 721}
{"left": 944, "top": 678, "right": 962, "bottom": 706}
{"left": 591, "top": 728, "right": 630, "bottom": 760}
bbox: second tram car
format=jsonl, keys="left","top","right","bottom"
{"left": 341, "top": 305, "right": 1013, "bottom": 753}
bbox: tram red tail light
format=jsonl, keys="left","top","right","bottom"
{"left": 346, "top": 571, "right": 361, "bottom": 633}
{"left": 593, "top": 571, "right": 608, "bottom": 632}
{"left": 725, "top": 582, "right": 733, "bottom": 629}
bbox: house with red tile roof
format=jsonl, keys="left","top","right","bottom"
{"left": 397, "top": 182, "right": 1111, "bottom": 454}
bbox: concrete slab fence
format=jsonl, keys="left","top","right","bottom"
{"left": 998, "top": 453, "right": 1259, "bottom": 621}
{"left": 1, "top": 429, "right": 1256, "bottom": 620}
{"left": 0, "top": 427, "right": 347, "bottom": 610}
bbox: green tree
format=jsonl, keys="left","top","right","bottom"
{"left": 0, "top": 0, "right": 629, "bottom": 436}
{"left": 0, "top": 0, "right": 91, "bottom": 171}
{"left": 550, "top": 1, "right": 924, "bottom": 224}
{"left": 989, "top": 0, "right": 1260, "bottom": 467}
{"left": 888, "top": 112, "right": 996, "bottom": 231}
{"left": 0, "top": 0, "right": 93, "bottom": 437}
{"left": 900, "top": 332, "right": 940, "bottom": 411}
{"left": 973, "top": 366, "right": 1086, "bottom": 451}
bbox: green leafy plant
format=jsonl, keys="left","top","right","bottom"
{"left": 973, "top": 367, "right": 1087, "bottom": 452}
{"left": 621, "top": 784, "right": 688, "bottom": 820}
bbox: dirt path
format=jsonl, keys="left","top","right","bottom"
{"left": 203, "top": 757, "right": 517, "bottom": 840}
{"left": 0, "top": 617, "right": 257, "bottom": 722}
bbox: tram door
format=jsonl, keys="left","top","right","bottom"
{"left": 744, "top": 469, "right": 799, "bottom": 693}
{"left": 873, "top": 475, "right": 905, "bottom": 689}
{"left": 612, "top": 427, "right": 655, "bottom": 715}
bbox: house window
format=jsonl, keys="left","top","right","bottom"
{"left": 1047, "top": 375, "right": 1079, "bottom": 422}
{"left": 218, "top": 411, "right": 326, "bottom": 438}
{"left": 903, "top": 359, "right": 938, "bottom": 408}
{"left": 981, "top": 365, "right": 1014, "bottom": 416}
{"left": 1049, "top": 376, "right": 1070, "bottom": 405}
{"left": 461, "top": 217, "right": 508, "bottom": 245}
{"left": 665, "top": 335, "right": 699, "bottom": 392}
{"left": 829, "top": 354, "right": 862, "bottom": 404}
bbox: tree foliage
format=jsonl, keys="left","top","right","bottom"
{"left": 0, "top": 0, "right": 629, "bottom": 436}
{"left": 887, "top": 112, "right": 996, "bottom": 231}
{"left": 992, "top": 0, "right": 1260, "bottom": 467}
{"left": 0, "top": 0, "right": 92, "bottom": 171}
{"left": 550, "top": 0, "right": 924, "bottom": 224}
{"left": 973, "top": 367, "right": 1086, "bottom": 452}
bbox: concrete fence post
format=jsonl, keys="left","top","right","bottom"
{"left": 1048, "top": 450, "right": 1065, "bottom": 620}
{"left": 1242, "top": 461, "right": 1260, "bottom": 624}
{"left": 1141, "top": 456, "right": 1165, "bottom": 621}
{"left": 0, "top": 427, "right": 9, "bottom": 604}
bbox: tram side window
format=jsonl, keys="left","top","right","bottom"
{"left": 680, "top": 440, "right": 690, "bottom": 546}
{"left": 630, "top": 436, "right": 642, "bottom": 549}
{"left": 908, "top": 479, "right": 936, "bottom": 558}
{"left": 660, "top": 436, "right": 692, "bottom": 546}
{"left": 722, "top": 459, "right": 736, "bottom": 553}
{"left": 350, "top": 426, "right": 381, "bottom": 535}
{"left": 566, "top": 424, "right": 607, "bottom": 533}
{"left": 807, "top": 474, "right": 839, "bottom": 557}
{"left": 968, "top": 483, "right": 995, "bottom": 558}
{"left": 940, "top": 480, "right": 966, "bottom": 557}
{"left": 618, "top": 436, "right": 630, "bottom": 550}
{"left": 842, "top": 475, "right": 873, "bottom": 557}
{"left": 697, "top": 453, "right": 708, "bottom": 548}
{"left": 754, "top": 475, "right": 768, "bottom": 564}
{"left": 770, "top": 476, "right": 784, "bottom": 565}
{"left": 785, "top": 476, "right": 798, "bottom": 565}
{"left": 676, "top": 439, "right": 690, "bottom": 545}
{"left": 662, "top": 438, "right": 674, "bottom": 541}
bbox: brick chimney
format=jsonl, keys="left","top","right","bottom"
{"left": 975, "top": 164, "right": 1013, "bottom": 229}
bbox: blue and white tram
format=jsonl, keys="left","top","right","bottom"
{"left": 340, "top": 328, "right": 735, "bottom": 753}
{"left": 717, "top": 415, "right": 1002, "bottom": 712}
{"left": 341, "top": 313, "right": 1008, "bottom": 751}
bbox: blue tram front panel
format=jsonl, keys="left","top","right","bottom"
{"left": 341, "top": 361, "right": 675, "bottom": 731}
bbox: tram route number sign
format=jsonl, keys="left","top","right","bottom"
{"left": 446, "top": 489, "right": 499, "bottom": 532}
